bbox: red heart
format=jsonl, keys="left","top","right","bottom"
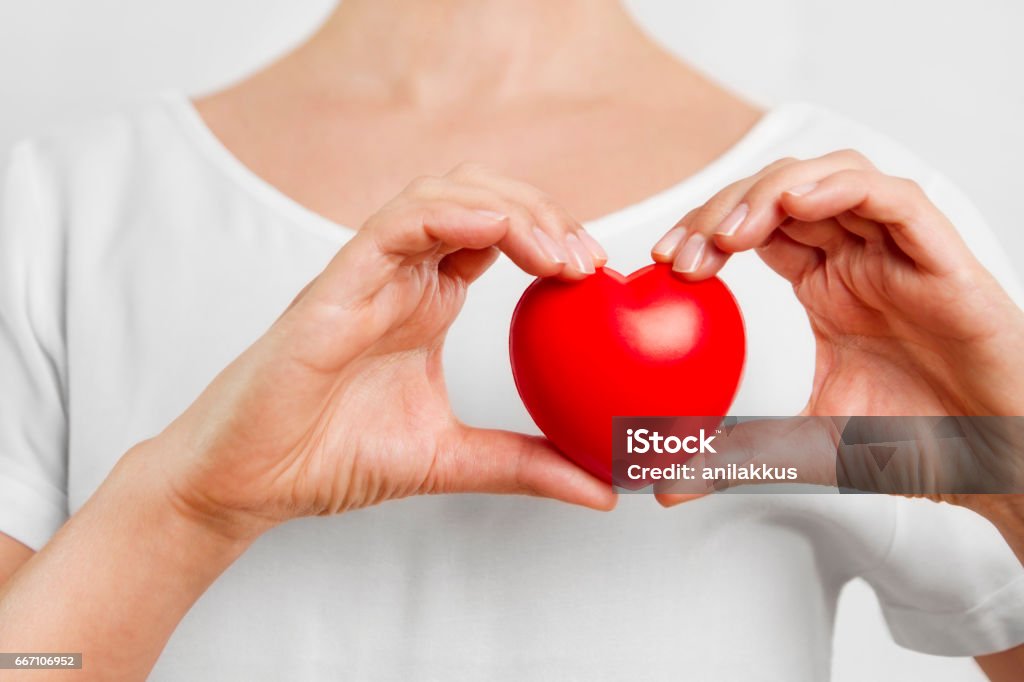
{"left": 509, "top": 263, "right": 745, "bottom": 485}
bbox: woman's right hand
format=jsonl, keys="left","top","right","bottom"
{"left": 146, "top": 163, "right": 615, "bottom": 539}
{"left": 0, "top": 165, "right": 613, "bottom": 678}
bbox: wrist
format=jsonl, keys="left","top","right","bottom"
{"left": 0, "top": 438, "right": 266, "bottom": 677}
{"left": 120, "top": 436, "right": 276, "bottom": 548}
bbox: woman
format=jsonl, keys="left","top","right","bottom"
{"left": 1, "top": 1, "right": 1022, "bottom": 679}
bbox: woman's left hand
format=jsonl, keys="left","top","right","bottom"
{"left": 651, "top": 149, "right": 1024, "bottom": 417}
{"left": 649, "top": 151, "right": 1024, "bottom": 528}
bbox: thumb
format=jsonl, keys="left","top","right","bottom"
{"left": 437, "top": 426, "right": 618, "bottom": 511}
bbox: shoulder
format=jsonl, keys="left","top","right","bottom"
{"left": 0, "top": 92, "right": 242, "bottom": 300}
{"left": 2, "top": 92, "right": 245, "bottom": 261}
{"left": 6, "top": 92, "right": 196, "bottom": 200}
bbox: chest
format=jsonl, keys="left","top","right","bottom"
{"left": 62, "top": 177, "right": 875, "bottom": 681}
{"left": 61, "top": 172, "right": 815, "bottom": 504}
{"left": 207, "top": 100, "right": 757, "bottom": 229}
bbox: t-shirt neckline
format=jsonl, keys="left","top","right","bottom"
{"left": 161, "top": 89, "right": 798, "bottom": 243}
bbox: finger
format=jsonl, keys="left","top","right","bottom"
{"left": 650, "top": 209, "right": 730, "bottom": 281}
{"left": 661, "top": 157, "right": 800, "bottom": 279}
{"left": 439, "top": 246, "right": 502, "bottom": 284}
{"left": 661, "top": 161, "right": 785, "bottom": 256}
{"left": 307, "top": 199, "right": 520, "bottom": 310}
{"left": 575, "top": 230, "right": 609, "bottom": 271}
{"left": 654, "top": 417, "right": 842, "bottom": 506}
{"left": 709, "top": 150, "right": 875, "bottom": 257}
{"left": 316, "top": 167, "right": 589, "bottom": 308}
{"left": 651, "top": 209, "right": 697, "bottom": 263}
{"left": 669, "top": 232, "right": 731, "bottom": 280}
{"left": 406, "top": 175, "right": 575, "bottom": 277}
{"left": 440, "top": 427, "right": 618, "bottom": 511}
{"left": 778, "top": 169, "right": 966, "bottom": 275}
{"left": 778, "top": 217, "right": 858, "bottom": 255}
{"left": 262, "top": 204, "right": 506, "bottom": 378}
{"left": 689, "top": 157, "right": 800, "bottom": 243}
{"left": 835, "top": 210, "right": 886, "bottom": 242}
{"left": 656, "top": 158, "right": 813, "bottom": 280}
{"left": 754, "top": 231, "right": 821, "bottom": 283}
{"left": 447, "top": 163, "right": 605, "bottom": 278}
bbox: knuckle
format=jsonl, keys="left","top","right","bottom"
{"left": 760, "top": 156, "right": 798, "bottom": 174}
{"left": 757, "top": 155, "right": 794, "bottom": 174}
{"left": 500, "top": 203, "right": 534, "bottom": 232}
{"left": 891, "top": 177, "right": 930, "bottom": 217}
{"left": 674, "top": 207, "right": 700, "bottom": 229}
{"left": 835, "top": 167, "right": 870, "bottom": 187}
{"left": 509, "top": 204, "right": 540, "bottom": 231}
{"left": 693, "top": 196, "right": 735, "bottom": 231}
{"left": 745, "top": 175, "right": 785, "bottom": 203}
{"left": 532, "top": 196, "right": 567, "bottom": 225}
{"left": 513, "top": 437, "right": 542, "bottom": 496}
{"left": 831, "top": 148, "right": 873, "bottom": 168}
{"left": 448, "top": 160, "right": 491, "bottom": 179}
{"left": 404, "top": 174, "right": 443, "bottom": 197}
{"left": 894, "top": 176, "right": 924, "bottom": 195}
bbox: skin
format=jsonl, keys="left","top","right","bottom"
{"left": 0, "top": 0, "right": 1021, "bottom": 678}
{"left": 653, "top": 151, "right": 1024, "bottom": 417}
{"left": 193, "top": 0, "right": 761, "bottom": 228}
{"left": 0, "top": 166, "right": 614, "bottom": 680}
{"left": 650, "top": 152, "right": 1024, "bottom": 643}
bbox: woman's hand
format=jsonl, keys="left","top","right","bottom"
{"left": 650, "top": 150, "right": 1024, "bottom": 559}
{"left": 0, "top": 166, "right": 613, "bottom": 678}
{"left": 153, "top": 162, "right": 614, "bottom": 539}
{"left": 1, "top": 164, "right": 614, "bottom": 678}
{"left": 651, "top": 149, "right": 1024, "bottom": 417}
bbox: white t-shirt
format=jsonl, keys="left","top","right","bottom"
{"left": 1, "top": 93, "right": 1022, "bottom": 681}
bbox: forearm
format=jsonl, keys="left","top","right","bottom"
{"left": 0, "top": 441, "right": 261, "bottom": 680}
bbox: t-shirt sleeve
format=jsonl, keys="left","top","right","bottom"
{"left": 0, "top": 141, "right": 70, "bottom": 551}
{"left": 860, "top": 498, "right": 1024, "bottom": 656}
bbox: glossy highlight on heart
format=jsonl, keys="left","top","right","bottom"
{"left": 509, "top": 263, "right": 745, "bottom": 485}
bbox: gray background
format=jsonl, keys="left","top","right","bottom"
{"left": 1, "top": 1, "right": 1019, "bottom": 679}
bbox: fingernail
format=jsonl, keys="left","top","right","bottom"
{"left": 672, "top": 232, "right": 707, "bottom": 274}
{"left": 532, "top": 227, "right": 568, "bottom": 264}
{"left": 785, "top": 182, "right": 818, "bottom": 197}
{"left": 715, "top": 203, "right": 749, "bottom": 237}
{"left": 565, "top": 233, "right": 595, "bottom": 274}
{"left": 652, "top": 226, "right": 687, "bottom": 258}
{"left": 576, "top": 230, "right": 607, "bottom": 264}
{"left": 474, "top": 209, "right": 508, "bottom": 222}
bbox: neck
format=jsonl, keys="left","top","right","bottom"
{"left": 294, "top": 0, "right": 664, "bottom": 106}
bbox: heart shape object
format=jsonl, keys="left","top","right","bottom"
{"left": 509, "top": 263, "right": 745, "bottom": 485}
